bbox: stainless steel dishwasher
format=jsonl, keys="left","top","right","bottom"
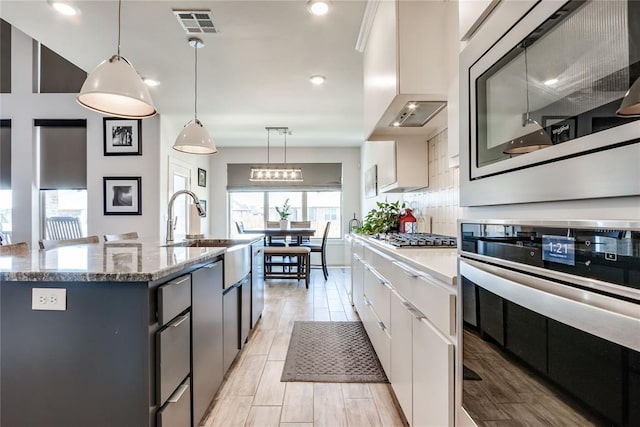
{"left": 222, "top": 244, "right": 251, "bottom": 372}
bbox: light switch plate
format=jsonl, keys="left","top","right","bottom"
{"left": 32, "top": 288, "right": 66, "bottom": 311}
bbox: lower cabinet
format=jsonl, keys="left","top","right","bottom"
{"left": 223, "top": 284, "right": 240, "bottom": 372}
{"left": 156, "top": 378, "right": 191, "bottom": 427}
{"left": 352, "top": 252, "right": 366, "bottom": 315}
{"left": 191, "top": 261, "right": 224, "bottom": 426}
{"left": 240, "top": 276, "right": 251, "bottom": 347}
{"left": 390, "top": 291, "right": 413, "bottom": 424}
{"left": 412, "top": 317, "right": 454, "bottom": 427}
{"left": 251, "top": 242, "right": 265, "bottom": 329}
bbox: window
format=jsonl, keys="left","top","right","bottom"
{"left": 0, "top": 189, "right": 11, "bottom": 242}
{"left": 229, "top": 191, "right": 341, "bottom": 238}
{"left": 41, "top": 189, "right": 88, "bottom": 238}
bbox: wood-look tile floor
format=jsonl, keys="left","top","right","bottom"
{"left": 200, "top": 268, "right": 407, "bottom": 427}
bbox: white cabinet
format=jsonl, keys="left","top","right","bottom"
{"left": 363, "top": 0, "right": 449, "bottom": 138}
{"left": 349, "top": 236, "right": 456, "bottom": 427}
{"left": 390, "top": 291, "right": 413, "bottom": 424}
{"left": 413, "top": 317, "right": 454, "bottom": 427}
{"left": 364, "top": 138, "right": 429, "bottom": 193}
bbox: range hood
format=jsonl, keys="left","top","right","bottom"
{"left": 389, "top": 101, "right": 447, "bottom": 127}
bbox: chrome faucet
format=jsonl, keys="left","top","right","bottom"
{"left": 166, "top": 189, "right": 206, "bottom": 243}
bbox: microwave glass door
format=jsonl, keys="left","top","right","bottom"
{"left": 470, "top": 0, "right": 640, "bottom": 179}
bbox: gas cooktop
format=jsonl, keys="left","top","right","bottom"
{"left": 372, "top": 233, "right": 457, "bottom": 248}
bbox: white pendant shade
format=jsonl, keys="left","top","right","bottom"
{"left": 173, "top": 119, "right": 217, "bottom": 154}
{"left": 504, "top": 119, "right": 553, "bottom": 154}
{"left": 617, "top": 76, "right": 640, "bottom": 116}
{"left": 77, "top": 56, "right": 157, "bottom": 118}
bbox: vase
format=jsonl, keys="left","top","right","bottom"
{"left": 279, "top": 219, "right": 290, "bottom": 230}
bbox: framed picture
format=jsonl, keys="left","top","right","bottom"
{"left": 364, "top": 165, "right": 377, "bottom": 198}
{"left": 198, "top": 168, "right": 207, "bottom": 187}
{"left": 103, "top": 118, "right": 142, "bottom": 156}
{"left": 200, "top": 199, "right": 207, "bottom": 217}
{"left": 103, "top": 243, "right": 143, "bottom": 273}
{"left": 542, "top": 116, "right": 576, "bottom": 145}
{"left": 103, "top": 177, "right": 142, "bottom": 215}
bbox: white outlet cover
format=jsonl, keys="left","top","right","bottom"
{"left": 32, "top": 288, "right": 67, "bottom": 311}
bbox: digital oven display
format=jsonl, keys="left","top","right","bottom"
{"left": 542, "top": 235, "right": 576, "bottom": 266}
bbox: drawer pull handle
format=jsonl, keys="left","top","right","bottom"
{"left": 173, "top": 277, "right": 189, "bottom": 285}
{"left": 403, "top": 301, "right": 426, "bottom": 320}
{"left": 170, "top": 313, "right": 189, "bottom": 328}
{"left": 364, "top": 299, "right": 372, "bottom": 307}
{"left": 167, "top": 383, "right": 189, "bottom": 403}
{"left": 393, "top": 261, "right": 420, "bottom": 277}
{"left": 377, "top": 321, "right": 386, "bottom": 331}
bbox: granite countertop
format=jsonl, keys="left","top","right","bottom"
{"left": 350, "top": 234, "right": 458, "bottom": 286}
{"left": 0, "top": 236, "right": 262, "bottom": 282}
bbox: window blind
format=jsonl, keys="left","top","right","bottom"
{"left": 37, "top": 119, "right": 87, "bottom": 189}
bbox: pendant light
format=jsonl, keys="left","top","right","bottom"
{"left": 77, "top": 0, "right": 156, "bottom": 118}
{"left": 173, "top": 38, "right": 217, "bottom": 155}
{"left": 616, "top": 76, "right": 640, "bottom": 116}
{"left": 503, "top": 40, "right": 553, "bottom": 155}
{"left": 250, "top": 127, "right": 303, "bottom": 182}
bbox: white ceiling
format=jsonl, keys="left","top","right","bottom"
{"left": 1, "top": 0, "right": 367, "bottom": 148}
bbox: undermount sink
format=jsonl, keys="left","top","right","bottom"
{"left": 163, "top": 239, "right": 252, "bottom": 248}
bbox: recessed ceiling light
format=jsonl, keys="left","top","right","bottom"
{"left": 307, "top": 0, "right": 330, "bottom": 16}
{"left": 392, "top": 122, "right": 400, "bottom": 127}
{"left": 309, "top": 75, "right": 326, "bottom": 86}
{"left": 143, "top": 78, "right": 160, "bottom": 88}
{"left": 407, "top": 102, "right": 417, "bottom": 109}
{"left": 49, "top": 1, "right": 80, "bottom": 16}
{"left": 544, "top": 78, "right": 558, "bottom": 86}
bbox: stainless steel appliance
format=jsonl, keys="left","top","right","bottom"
{"left": 457, "top": 220, "right": 640, "bottom": 427}
{"left": 372, "top": 232, "right": 457, "bottom": 248}
{"left": 459, "top": 0, "right": 640, "bottom": 206}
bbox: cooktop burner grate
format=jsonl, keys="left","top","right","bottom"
{"left": 373, "top": 233, "right": 457, "bottom": 248}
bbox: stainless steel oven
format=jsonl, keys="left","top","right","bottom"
{"left": 459, "top": 0, "right": 640, "bottom": 206}
{"left": 456, "top": 220, "right": 640, "bottom": 427}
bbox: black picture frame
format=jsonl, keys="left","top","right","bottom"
{"left": 198, "top": 168, "right": 207, "bottom": 187}
{"left": 103, "top": 118, "right": 142, "bottom": 156}
{"left": 103, "top": 177, "right": 142, "bottom": 215}
{"left": 541, "top": 116, "right": 576, "bottom": 145}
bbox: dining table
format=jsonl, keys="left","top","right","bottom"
{"left": 243, "top": 227, "right": 316, "bottom": 245}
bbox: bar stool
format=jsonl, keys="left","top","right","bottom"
{"left": 263, "top": 246, "right": 310, "bottom": 288}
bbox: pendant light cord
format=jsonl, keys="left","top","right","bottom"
{"left": 267, "top": 128, "right": 270, "bottom": 164}
{"left": 117, "top": 0, "right": 121, "bottom": 57}
{"left": 284, "top": 130, "right": 287, "bottom": 163}
{"left": 194, "top": 44, "right": 198, "bottom": 120}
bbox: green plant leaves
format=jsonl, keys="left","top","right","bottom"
{"left": 354, "top": 200, "right": 406, "bottom": 234}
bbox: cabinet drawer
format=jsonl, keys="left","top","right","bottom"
{"left": 364, "top": 246, "right": 394, "bottom": 279}
{"left": 413, "top": 274, "right": 456, "bottom": 337}
{"left": 363, "top": 265, "right": 391, "bottom": 328}
{"left": 362, "top": 298, "right": 391, "bottom": 377}
{"left": 157, "top": 312, "right": 191, "bottom": 404}
{"left": 157, "top": 377, "right": 191, "bottom": 427}
{"left": 158, "top": 275, "right": 191, "bottom": 325}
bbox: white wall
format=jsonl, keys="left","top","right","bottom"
{"left": 208, "top": 146, "right": 361, "bottom": 266}
{"left": 2, "top": 26, "right": 162, "bottom": 246}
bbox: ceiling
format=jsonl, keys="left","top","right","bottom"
{"left": 0, "top": 0, "right": 367, "bottom": 148}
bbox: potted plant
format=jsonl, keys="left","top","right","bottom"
{"left": 354, "top": 200, "right": 405, "bottom": 234}
{"left": 275, "top": 198, "right": 292, "bottom": 229}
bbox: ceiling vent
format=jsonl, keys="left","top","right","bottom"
{"left": 173, "top": 9, "right": 218, "bottom": 34}
{"left": 389, "top": 101, "right": 447, "bottom": 127}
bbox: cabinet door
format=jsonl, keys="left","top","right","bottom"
{"left": 352, "top": 253, "right": 365, "bottom": 315}
{"left": 251, "top": 243, "right": 265, "bottom": 328}
{"left": 157, "top": 378, "right": 191, "bottom": 427}
{"left": 413, "top": 317, "right": 454, "bottom": 427}
{"left": 157, "top": 312, "right": 191, "bottom": 405}
{"left": 390, "top": 292, "right": 413, "bottom": 425}
{"left": 223, "top": 285, "right": 240, "bottom": 372}
{"left": 240, "top": 278, "right": 251, "bottom": 347}
{"left": 191, "top": 260, "right": 224, "bottom": 426}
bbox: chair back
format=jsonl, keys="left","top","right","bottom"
{"left": 266, "top": 221, "right": 280, "bottom": 228}
{"left": 0, "top": 242, "right": 29, "bottom": 256}
{"left": 45, "top": 216, "right": 82, "bottom": 240}
{"left": 320, "top": 222, "right": 331, "bottom": 249}
{"left": 235, "top": 221, "right": 245, "bottom": 233}
{"left": 39, "top": 235, "right": 100, "bottom": 250}
{"left": 265, "top": 221, "right": 286, "bottom": 246}
{"left": 103, "top": 232, "right": 139, "bottom": 242}
{"left": 290, "top": 221, "right": 311, "bottom": 228}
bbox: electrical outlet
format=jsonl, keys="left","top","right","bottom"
{"left": 32, "top": 288, "right": 66, "bottom": 311}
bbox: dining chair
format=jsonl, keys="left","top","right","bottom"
{"left": 45, "top": 216, "right": 83, "bottom": 240}
{"left": 235, "top": 221, "right": 245, "bottom": 234}
{"left": 0, "top": 242, "right": 29, "bottom": 256}
{"left": 266, "top": 221, "right": 287, "bottom": 246}
{"left": 103, "top": 232, "right": 139, "bottom": 242}
{"left": 289, "top": 221, "right": 311, "bottom": 245}
{"left": 302, "top": 222, "right": 331, "bottom": 280}
{"left": 39, "top": 235, "right": 100, "bottom": 250}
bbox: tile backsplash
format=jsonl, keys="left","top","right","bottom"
{"left": 403, "top": 129, "right": 462, "bottom": 237}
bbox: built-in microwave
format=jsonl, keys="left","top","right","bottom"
{"left": 459, "top": 0, "right": 640, "bottom": 206}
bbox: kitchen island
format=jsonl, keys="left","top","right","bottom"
{"left": 0, "top": 236, "right": 264, "bottom": 427}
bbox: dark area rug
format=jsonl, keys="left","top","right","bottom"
{"left": 281, "top": 321, "right": 388, "bottom": 383}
